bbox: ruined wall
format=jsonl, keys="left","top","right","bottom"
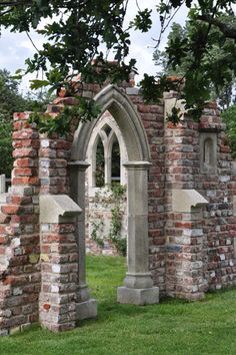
{"left": 0, "top": 107, "right": 80, "bottom": 334}
{"left": 41, "top": 85, "right": 236, "bottom": 301}
{"left": 162, "top": 97, "right": 235, "bottom": 299}
{"left": 0, "top": 82, "right": 235, "bottom": 334}
{"left": 199, "top": 107, "right": 235, "bottom": 291}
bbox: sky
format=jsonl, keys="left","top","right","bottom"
{"left": 0, "top": 0, "right": 188, "bottom": 94}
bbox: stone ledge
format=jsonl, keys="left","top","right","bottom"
{"left": 117, "top": 286, "right": 159, "bottom": 305}
{"left": 172, "top": 189, "right": 208, "bottom": 213}
{"left": 40, "top": 194, "right": 82, "bottom": 223}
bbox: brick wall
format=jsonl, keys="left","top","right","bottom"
{"left": 0, "top": 83, "right": 235, "bottom": 334}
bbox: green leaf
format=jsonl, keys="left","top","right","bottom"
{"left": 30, "top": 79, "right": 50, "bottom": 90}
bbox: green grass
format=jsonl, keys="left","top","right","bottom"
{"left": 1, "top": 255, "right": 236, "bottom": 354}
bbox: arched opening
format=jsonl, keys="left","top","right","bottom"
{"left": 85, "top": 111, "right": 128, "bottom": 256}
{"left": 69, "top": 84, "right": 159, "bottom": 313}
{"left": 111, "top": 136, "right": 121, "bottom": 185}
{"left": 95, "top": 135, "right": 105, "bottom": 187}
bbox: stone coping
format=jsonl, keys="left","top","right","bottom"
{"left": 172, "top": 189, "right": 208, "bottom": 213}
{"left": 40, "top": 194, "right": 82, "bottom": 223}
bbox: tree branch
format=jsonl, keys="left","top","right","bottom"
{"left": 197, "top": 14, "right": 236, "bottom": 40}
{"left": 0, "top": 1, "right": 31, "bottom": 6}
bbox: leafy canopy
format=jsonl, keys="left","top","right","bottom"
{"left": 154, "top": 20, "right": 236, "bottom": 110}
{"left": 0, "top": 0, "right": 235, "bottom": 121}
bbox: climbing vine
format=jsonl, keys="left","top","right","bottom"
{"left": 108, "top": 184, "right": 127, "bottom": 256}
{"left": 90, "top": 184, "right": 127, "bottom": 256}
{"left": 91, "top": 220, "right": 105, "bottom": 249}
{"left": 109, "top": 206, "right": 126, "bottom": 257}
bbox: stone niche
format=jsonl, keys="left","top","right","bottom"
{"left": 199, "top": 132, "right": 217, "bottom": 174}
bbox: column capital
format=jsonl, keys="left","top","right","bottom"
{"left": 68, "top": 160, "right": 90, "bottom": 171}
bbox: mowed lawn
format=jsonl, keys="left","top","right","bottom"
{"left": 1, "top": 255, "right": 236, "bottom": 355}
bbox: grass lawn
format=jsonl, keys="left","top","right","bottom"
{"left": 0, "top": 255, "right": 236, "bottom": 354}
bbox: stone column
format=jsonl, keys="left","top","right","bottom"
{"left": 69, "top": 161, "right": 97, "bottom": 320}
{"left": 117, "top": 161, "right": 159, "bottom": 305}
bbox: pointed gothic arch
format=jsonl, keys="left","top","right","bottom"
{"left": 71, "top": 84, "right": 151, "bottom": 162}
{"left": 69, "top": 84, "right": 159, "bottom": 310}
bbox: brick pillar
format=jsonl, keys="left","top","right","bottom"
{"left": 38, "top": 127, "right": 97, "bottom": 331}
{"left": 167, "top": 205, "right": 208, "bottom": 300}
{"left": 164, "top": 93, "right": 208, "bottom": 300}
{"left": 39, "top": 134, "right": 72, "bottom": 195}
{"left": 39, "top": 196, "right": 80, "bottom": 332}
{"left": 0, "top": 112, "right": 40, "bottom": 335}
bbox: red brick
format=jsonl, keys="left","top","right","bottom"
{"left": 14, "top": 158, "right": 37, "bottom": 168}
{"left": 13, "top": 112, "right": 30, "bottom": 121}
{"left": 12, "top": 177, "right": 39, "bottom": 186}
{"left": 13, "top": 148, "right": 37, "bottom": 158}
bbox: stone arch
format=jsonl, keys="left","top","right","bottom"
{"left": 71, "top": 84, "right": 151, "bottom": 162}
{"left": 69, "top": 84, "right": 159, "bottom": 310}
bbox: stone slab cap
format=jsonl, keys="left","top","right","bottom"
{"left": 172, "top": 189, "right": 208, "bottom": 213}
{"left": 40, "top": 194, "right": 82, "bottom": 223}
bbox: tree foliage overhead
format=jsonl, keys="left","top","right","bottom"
{"left": 154, "top": 21, "right": 236, "bottom": 110}
{"left": 0, "top": 0, "right": 235, "bottom": 121}
{"left": 0, "top": 0, "right": 135, "bottom": 90}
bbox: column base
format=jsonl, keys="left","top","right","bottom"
{"left": 124, "top": 273, "right": 154, "bottom": 289}
{"left": 77, "top": 284, "right": 91, "bottom": 302}
{"left": 76, "top": 299, "right": 97, "bottom": 321}
{"left": 117, "top": 286, "right": 159, "bottom": 306}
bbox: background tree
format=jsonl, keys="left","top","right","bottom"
{"left": 0, "top": 69, "right": 29, "bottom": 177}
{"left": 221, "top": 104, "right": 236, "bottom": 158}
{"left": 0, "top": 69, "right": 53, "bottom": 177}
{"left": 153, "top": 21, "right": 236, "bottom": 109}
